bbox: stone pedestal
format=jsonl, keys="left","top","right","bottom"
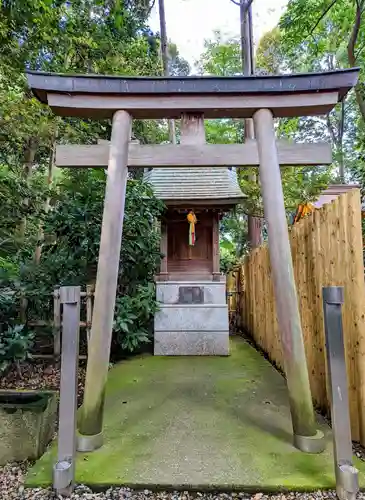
{"left": 0, "top": 390, "right": 57, "bottom": 465}
{"left": 154, "top": 280, "right": 229, "bottom": 355}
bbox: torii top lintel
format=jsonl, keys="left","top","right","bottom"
{"left": 26, "top": 68, "right": 359, "bottom": 120}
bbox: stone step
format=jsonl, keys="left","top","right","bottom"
{"left": 155, "top": 304, "right": 229, "bottom": 331}
{"left": 154, "top": 331, "right": 229, "bottom": 355}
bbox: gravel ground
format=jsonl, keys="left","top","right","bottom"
{"left": 1, "top": 360, "right": 365, "bottom": 499}
{"left": 0, "top": 462, "right": 363, "bottom": 500}
{"left": 0, "top": 463, "right": 349, "bottom": 500}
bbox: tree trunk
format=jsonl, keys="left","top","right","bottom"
{"left": 326, "top": 100, "right": 345, "bottom": 183}
{"left": 34, "top": 134, "right": 56, "bottom": 263}
{"left": 19, "top": 137, "right": 37, "bottom": 324}
{"left": 240, "top": 1, "right": 262, "bottom": 249}
{"left": 347, "top": 0, "right": 365, "bottom": 123}
{"left": 158, "top": 0, "right": 176, "bottom": 144}
{"left": 338, "top": 99, "right": 345, "bottom": 183}
{"left": 18, "top": 137, "right": 37, "bottom": 239}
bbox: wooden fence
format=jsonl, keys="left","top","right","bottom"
{"left": 29, "top": 285, "right": 94, "bottom": 358}
{"left": 234, "top": 189, "right": 365, "bottom": 445}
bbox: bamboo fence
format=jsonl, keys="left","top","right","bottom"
{"left": 233, "top": 189, "right": 365, "bottom": 444}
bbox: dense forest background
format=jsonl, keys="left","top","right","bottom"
{"left": 1, "top": 0, "right": 364, "bottom": 371}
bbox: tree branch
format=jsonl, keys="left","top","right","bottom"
{"left": 326, "top": 113, "right": 337, "bottom": 144}
{"left": 348, "top": 0, "right": 362, "bottom": 65}
{"left": 308, "top": 0, "right": 339, "bottom": 35}
{"left": 147, "top": 0, "right": 156, "bottom": 16}
{"left": 229, "top": 0, "right": 254, "bottom": 11}
{"left": 355, "top": 40, "right": 365, "bottom": 59}
{"left": 339, "top": 99, "right": 345, "bottom": 143}
{"left": 348, "top": 1, "right": 365, "bottom": 122}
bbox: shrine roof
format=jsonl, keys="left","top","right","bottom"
{"left": 26, "top": 68, "right": 360, "bottom": 119}
{"left": 144, "top": 167, "right": 245, "bottom": 206}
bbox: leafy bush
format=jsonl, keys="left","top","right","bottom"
{"left": 0, "top": 325, "right": 34, "bottom": 374}
{"left": 113, "top": 283, "right": 159, "bottom": 353}
{"left": 17, "top": 169, "right": 165, "bottom": 355}
{"left": 220, "top": 247, "right": 238, "bottom": 274}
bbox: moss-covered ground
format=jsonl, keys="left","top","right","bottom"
{"left": 26, "top": 337, "right": 365, "bottom": 491}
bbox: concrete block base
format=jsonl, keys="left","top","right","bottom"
{"left": 154, "top": 280, "right": 229, "bottom": 356}
{"left": 0, "top": 390, "right": 57, "bottom": 465}
{"left": 154, "top": 331, "right": 229, "bottom": 356}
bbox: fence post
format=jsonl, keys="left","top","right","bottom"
{"left": 322, "top": 286, "right": 359, "bottom": 500}
{"left": 85, "top": 284, "right": 93, "bottom": 351}
{"left": 53, "top": 286, "right": 81, "bottom": 497}
{"left": 53, "top": 287, "right": 61, "bottom": 356}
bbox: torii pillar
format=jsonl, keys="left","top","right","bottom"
{"left": 78, "top": 111, "right": 131, "bottom": 449}
{"left": 26, "top": 68, "right": 359, "bottom": 453}
{"left": 254, "top": 109, "right": 321, "bottom": 450}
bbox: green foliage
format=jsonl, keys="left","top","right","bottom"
{"left": 220, "top": 247, "right": 238, "bottom": 274}
{"left": 256, "top": 28, "right": 284, "bottom": 75}
{"left": 220, "top": 211, "right": 247, "bottom": 259}
{"left": 0, "top": 283, "right": 19, "bottom": 328}
{"left": 276, "top": 0, "right": 365, "bottom": 183}
{"left": 197, "top": 30, "right": 332, "bottom": 262}
{"left": 196, "top": 30, "right": 242, "bottom": 76}
{"left": 0, "top": 325, "right": 34, "bottom": 374}
{"left": 168, "top": 42, "right": 190, "bottom": 76}
{"left": 113, "top": 284, "right": 159, "bottom": 353}
{"left": 0, "top": 0, "right": 168, "bottom": 366}
{"left": 18, "top": 171, "right": 164, "bottom": 350}
{"left": 0, "top": 163, "right": 49, "bottom": 261}
{"left": 279, "top": 0, "right": 361, "bottom": 71}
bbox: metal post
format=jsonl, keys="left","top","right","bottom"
{"left": 253, "top": 108, "right": 324, "bottom": 453}
{"left": 53, "top": 286, "right": 81, "bottom": 497}
{"left": 323, "top": 286, "right": 359, "bottom": 500}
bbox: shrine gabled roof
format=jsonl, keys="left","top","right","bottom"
{"left": 144, "top": 167, "right": 245, "bottom": 206}
{"left": 26, "top": 68, "right": 360, "bottom": 119}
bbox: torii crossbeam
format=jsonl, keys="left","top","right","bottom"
{"left": 56, "top": 140, "right": 332, "bottom": 168}
{"left": 27, "top": 68, "right": 359, "bottom": 455}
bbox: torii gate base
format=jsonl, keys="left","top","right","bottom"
{"left": 27, "top": 68, "right": 360, "bottom": 455}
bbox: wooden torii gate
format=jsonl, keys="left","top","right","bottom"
{"left": 27, "top": 68, "right": 359, "bottom": 455}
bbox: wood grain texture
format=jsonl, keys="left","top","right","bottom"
{"left": 47, "top": 91, "right": 339, "bottom": 119}
{"left": 167, "top": 213, "right": 213, "bottom": 276}
{"left": 160, "top": 221, "right": 168, "bottom": 276}
{"left": 180, "top": 113, "right": 206, "bottom": 145}
{"left": 80, "top": 110, "right": 131, "bottom": 437}
{"left": 238, "top": 188, "right": 365, "bottom": 444}
{"left": 56, "top": 141, "right": 332, "bottom": 168}
{"left": 212, "top": 212, "right": 220, "bottom": 278}
{"left": 254, "top": 107, "right": 317, "bottom": 439}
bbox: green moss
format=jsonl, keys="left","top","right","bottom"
{"left": 26, "top": 338, "right": 365, "bottom": 491}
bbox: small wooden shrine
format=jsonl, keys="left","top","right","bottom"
{"left": 144, "top": 114, "right": 244, "bottom": 355}
{"left": 147, "top": 166, "right": 243, "bottom": 281}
